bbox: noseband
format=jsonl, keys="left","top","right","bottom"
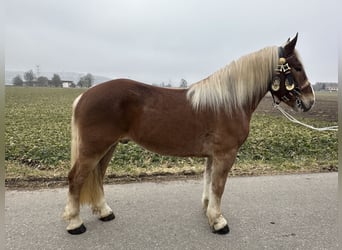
{"left": 269, "top": 47, "right": 309, "bottom": 105}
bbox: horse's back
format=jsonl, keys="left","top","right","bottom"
{"left": 74, "top": 79, "right": 190, "bottom": 136}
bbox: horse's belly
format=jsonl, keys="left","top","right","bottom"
{"left": 129, "top": 130, "right": 209, "bottom": 157}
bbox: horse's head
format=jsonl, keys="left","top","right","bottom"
{"left": 270, "top": 33, "right": 315, "bottom": 112}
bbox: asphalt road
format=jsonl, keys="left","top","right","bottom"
{"left": 5, "top": 173, "right": 338, "bottom": 250}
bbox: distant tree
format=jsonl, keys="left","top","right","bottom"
{"left": 37, "top": 76, "right": 49, "bottom": 87}
{"left": 69, "top": 82, "right": 76, "bottom": 88}
{"left": 50, "top": 74, "right": 62, "bottom": 87}
{"left": 77, "top": 73, "right": 94, "bottom": 88}
{"left": 12, "top": 75, "right": 24, "bottom": 86}
{"left": 24, "top": 70, "right": 35, "bottom": 81}
{"left": 23, "top": 70, "right": 35, "bottom": 86}
{"left": 322, "top": 83, "right": 326, "bottom": 91}
{"left": 179, "top": 79, "right": 188, "bottom": 88}
{"left": 160, "top": 81, "right": 171, "bottom": 87}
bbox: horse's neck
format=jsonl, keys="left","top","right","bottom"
{"left": 244, "top": 88, "right": 270, "bottom": 116}
{"left": 187, "top": 46, "right": 277, "bottom": 116}
{"left": 237, "top": 48, "right": 277, "bottom": 115}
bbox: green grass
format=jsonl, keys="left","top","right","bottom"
{"left": 5, "top": 87, "right": 338, "bottom": 180}
{"left": 238, "top": 114, "right": 337, "bottom": 169}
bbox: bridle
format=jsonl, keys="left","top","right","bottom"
{"left": 269, "top": 47, "right": 310, "bottom": 107}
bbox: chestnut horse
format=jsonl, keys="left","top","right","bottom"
{"left": 63, "top": 34, "right": 315, "bottom": 235}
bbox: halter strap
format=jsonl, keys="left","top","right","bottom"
{"left": 278, "top": 47, "right": 285, "bottom": 58}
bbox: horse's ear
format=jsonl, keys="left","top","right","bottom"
{"left": 284, "top": 33, "right": 298, "bottom": 55}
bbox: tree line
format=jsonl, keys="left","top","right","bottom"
{"left": 153, "top": 78, "right": 188, "bottom": 88}
{"left": 12, "top": 70, "right": 94, "bottom": 88}
{"left": 12, "top": 69, "right": 189, "bottom": 89}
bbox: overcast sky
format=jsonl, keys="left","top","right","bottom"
{"left": 5, "top": 0, "right": 340, "bottom": 85}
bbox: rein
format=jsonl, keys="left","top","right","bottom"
{"left": 273, "top": 103, "right": 338, "bottom": 131}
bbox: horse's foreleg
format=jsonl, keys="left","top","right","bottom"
{"left": 207, "top": 150, "right": 237, "bottom": 234}
{"left": 202, "top": 157, "right": 213, "bottom": 211}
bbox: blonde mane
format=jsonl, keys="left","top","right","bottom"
{"left": 187, "top": 46, "right": 279, "bottom": 114}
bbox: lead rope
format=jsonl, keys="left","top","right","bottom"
{"left": 273, "top": 103, "right": 338, "bottom": 131}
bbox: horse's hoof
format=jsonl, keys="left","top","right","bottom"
{"left": 100, "top": 212, "right": 115, "bottom": 222}
{"left": 213, "top": 225, "right": 230, "bottom": 235}
{"left": 67, "top": 224, "right": 86, "bottom": 235}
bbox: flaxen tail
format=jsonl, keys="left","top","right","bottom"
{"left": 70, "top": 94, "right": 82, "bottom": 169}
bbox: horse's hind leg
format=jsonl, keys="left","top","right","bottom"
{"left": 63, "top": 144, "right": 117, "bottom": 234}
{"left": 206, "top": 150, "right": 237, "bottom": 234}
{"left": 63, "top": 156, "right": 100, "bottom": 234}
{"left": 91, "top": 145, "right": 117, "bottom": 221}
